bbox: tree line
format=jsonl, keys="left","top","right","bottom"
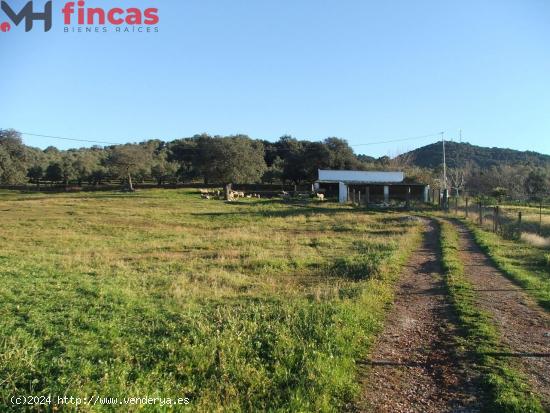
{"left": 0, "top": 129, "right": 376, "bottom": 190}
{"left": 0, "top": 128, "right": 548, "bottom": 200}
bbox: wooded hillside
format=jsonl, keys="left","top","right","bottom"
{"left": 400, "top": 141, "right": 550, "bottom": 169}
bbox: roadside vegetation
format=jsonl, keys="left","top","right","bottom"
{"left": 498, "top": 204, "right": 550, "bottom": 238}
{"left": 0, "top": 189, "right": 421, "bottom": 412}
{"left": 438, "top": 220, "right": 544, "bottom": 412}
{"left": 461, "top": 219, "right": 550, "bottom": 310}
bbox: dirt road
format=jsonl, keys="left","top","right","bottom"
{"left": 355, "top": 221, "right": 483, "bottom": 412}
{"left": 454, "top": 222, "right": 550, "bottom": 409}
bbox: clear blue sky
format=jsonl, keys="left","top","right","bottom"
{"left": 1, "top": 0, "right": 549, "bottom": 157}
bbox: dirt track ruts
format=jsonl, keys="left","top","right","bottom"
{"left": 453, "top": 221, "right": 550, "bottom": 409}
{"left": 355, "top": 220, "right": 482, "bottom": 412}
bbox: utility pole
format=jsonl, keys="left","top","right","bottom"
{"left": 442, "top": 131, "right": 448, "bottom": 210}
{"left": 455, "top": 129, "right": 462, "bottom": 197}
{"left": 442, "top": 132, "right": 447, "bottom": 191}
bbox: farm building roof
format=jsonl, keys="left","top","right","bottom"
{"left": 317, "top": 170, "right": 405, "bottom": 184}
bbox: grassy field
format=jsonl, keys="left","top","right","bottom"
{"left": 438, "top": 220, "right": 544, "bottom": 412}
{"left": 461, "top": 219, "right": 550, "bottom": 310}
{"left": 498, "top": 204, "right": 550, "bottom": 238}
{"left": 0, "top": 189, "right": 420, "bottom": 412}
{"left": 449, "top": 201, "right": 550, "bottom": 240}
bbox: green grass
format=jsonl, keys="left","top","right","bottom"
{"left": 461, "top": 219, "right": 550, "bottom": 311}
{"left": 0, "top": 189, "right": 421, "bottom": 412}
{"left": 496, "top": 204, "right": 550, "bottom": 238}
{"left": 438, "top": 220, "right": 544, "bottom": 413}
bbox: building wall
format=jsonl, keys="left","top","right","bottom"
{"left": 320, "top": 182, "right": 428, "bottom": 204}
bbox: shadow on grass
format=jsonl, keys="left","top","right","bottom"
{"left": 191, "top": 202, "right": 357, "bottom": 219}
{"left": 2, "top": 190, "right": 140, "bottom": 202}
{"left": 327, "top": 252, "right": 392, "bottom": 280}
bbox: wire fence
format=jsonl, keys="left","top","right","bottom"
{"left": 443, "top": 197, "right": 550, "bottom": 240}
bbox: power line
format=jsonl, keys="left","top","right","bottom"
{"left": 350, "top": 132, "right": 444, "bottom": 147}
{"left": 19, "top": 130, "right": 444, "bottom": 149}
{"left": 20, "top": 132, "right": 125, "bottom": 146}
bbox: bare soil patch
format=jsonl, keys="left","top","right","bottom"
{"left": 355, "top": 221, "right": 483, "bottom": 412}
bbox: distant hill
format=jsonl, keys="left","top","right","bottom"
{"left": 397, "top": 141, "right": 550, "bottom": 169}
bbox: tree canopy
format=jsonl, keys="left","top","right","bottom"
{"left": 1, "top": 128, "right": 549, "bottom": 201}
{"left": 0, "top": 129, "right": 27, "bottom": 184}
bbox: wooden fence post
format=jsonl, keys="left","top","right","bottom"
{"left": 518, "top": 211, "right": 522, "bottom": 237}
{"left": 365, "top": 186, "right": 370, "bottom": 208}
{"left": 479, "top": 201, "right": 483, "bottom": 225}
{"left": 455, "top": 197, "right": 458, "bottom": 215}
{"left": 465, "top": 198, "right": 469, "bottom": 218}
{"left": 358, "top": 191, "right": 361, "bottom": 206}
{"left": 540, "top": 201, "right": 543, "bottom": 235}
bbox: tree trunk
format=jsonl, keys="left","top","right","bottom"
{"left": 128, "top": 173, "right": 134, "bottom": 191}
{"left": 36, "top": 179, "right": 40, "bottom": 190}
{"left": 224, "top": 183, "right": 232, "bottom": 200}
{"left": 64, "top": 178, "right": 69, "bottom": 191}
